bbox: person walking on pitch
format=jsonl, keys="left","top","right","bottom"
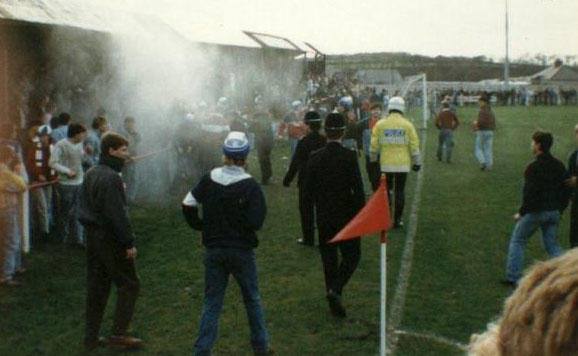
{"left": 435, "top": 101, "right": 459, "bottom": 163}
{"left": 473, "top": 94, "right": 496, "bottom": 171}
{"left": 370, "top": 96, "right": 421, "bottom": 228}
{"left": 305, "top": 113, "right": 365, "bottom": 318}
{"left": 565, "top": 124, "right": 578, "bottom": 247}
{"left": 504, "top": 131, "right": 571, "bottom": 285}
{"left": 283, "top": 111, "right": 326, "bottom": 246}
{"left": 182, "top": 131, "right": 272, "bottom": 356}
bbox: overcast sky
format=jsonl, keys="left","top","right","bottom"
{"left": 87, "top": 0, "right": 577, "bottom": 59}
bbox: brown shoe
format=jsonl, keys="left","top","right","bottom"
{"left": 108, "top": 335, "right": 143, "bottom": 350}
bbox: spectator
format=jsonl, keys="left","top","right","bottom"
{"left": 474, "top": 95, "right": 496, "bottom": 171}
{"left": 121, "top": 116, "right": 141, "bottom": 203}
{"left": 470, "top": 249, "right": 578, "bottom": 355}
{"left": 50, "top": 123, "right": 88, "bottom": 247}
{"left": 503, "top": 131, "right": 571, "bottom": 286}
{"left": 24, "top": 125, "right": 54, "bottom": 244}
{"left": 79, "top": 132, "right": 142, "bottom": 351}
{"left": 435, "top": 102, "right": 460, "bottom": 163}
{"left": 0, "top": 145, "right": 27, "bottom": 287}
{"left": 182, "top": 131, "right": 272, "bottom": 356}
{"left": 85, "top": 116, "right": 110, "bottom": 168}
{"left": 50, "top": 112, "right": 71, "bottom": 143}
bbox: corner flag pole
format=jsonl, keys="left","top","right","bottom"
{"left": 380, "top": 230, "right": 387, "bottom": 356}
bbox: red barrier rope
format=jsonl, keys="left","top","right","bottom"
{"left": 28, "top": 179, "right": 58, "bottom": 190}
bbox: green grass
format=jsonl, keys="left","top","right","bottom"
{"left": 1, "top": 106, "right": 578, "bottom": 355}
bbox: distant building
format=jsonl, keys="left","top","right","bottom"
{"left": 527, "top": 59, "right": 578, "bottom": 90}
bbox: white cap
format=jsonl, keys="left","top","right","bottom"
{"left": 388, "top": 96, "right": 405, "bottom": 114}
{"left": 223, "top": 131, "right": 250, "bottom": 159}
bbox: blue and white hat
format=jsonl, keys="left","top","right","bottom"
{"left": 223, "top": 131, "right": 250, "bottom": 160}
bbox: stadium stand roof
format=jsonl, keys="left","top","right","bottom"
{"left": 168, "top": 22, "right": 261, "bottom": 49}
{"left": 0, "top": 0, "right": 312, "bottom": 52}
{"left": 0, "top": 0, "right": 168, "bottom": 36}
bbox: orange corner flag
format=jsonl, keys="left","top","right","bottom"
{"left": 329, "top": 177, "right": 392, "bottom": 244}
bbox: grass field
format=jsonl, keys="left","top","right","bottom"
{"left": 1, "top": 105, "right": 578, "bottom": 355}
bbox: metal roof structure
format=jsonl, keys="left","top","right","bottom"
{"left": 168, "top": 22, "right": 261, "bottom": 49}
{"left": 244, "top": 31, "right": 304, "bottom": 53}
{"left": 0, "top": 0, "right": 315, "bottom": 53}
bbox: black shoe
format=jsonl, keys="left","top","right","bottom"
{"left": 254, "top": 348, "right": 275, "bottom": 356}
{"left": 500, "top": 279, "right": 517, "bottom": 288}
{"left": 481, "top": 164, "right": 487, "bottom": 171}
{"left": 327, "top": 291, "right": 346, "bottom": 318}
{"left": 296, "top": 238, "right": 314, "bottom": 247}
{"left": 393, "top": 221, "right": 404, "bottom": 229}
{"left": 84, "top": 336, "right": 107, "bottom": 350}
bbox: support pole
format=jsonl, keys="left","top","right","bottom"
{"left": 380, "top": 231, "right": 387, "bottom": 356}
{"left": 422, "top": 74, "right": 428, "bottom": 129}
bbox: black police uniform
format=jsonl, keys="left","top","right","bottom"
{"left": 305, "top": 140, "right": 365, "bottom": 298}
{"left": 283, "top": 130, "right": 326, "bottom": 245}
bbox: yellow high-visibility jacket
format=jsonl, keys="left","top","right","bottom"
{"left": 370, "top": 113, "right": 421, "bottom": 173}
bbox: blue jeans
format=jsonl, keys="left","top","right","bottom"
{"left": 194, "top": 248, "right": 269, "bottom": 355}
{"left": 437, "top": 129, "right": 455, "bottom": 162}
{"left": 1, "top": 209, "right": 22, "bottom": 280}
{"left": 475, "top": 130, "right": 494, "bottom": 168}
{"left": 56, "top": 184, "right": 84, "bottom": 245}
{"left": 505, "top": 210, "right": 563, "bottom": 282}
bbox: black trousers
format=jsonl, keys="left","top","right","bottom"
{"left": 85, "top": 228, "right": 140, "bottom": 343}
{"left": 365, "top": 156, "right": 381, "bottom": 192}
{"left": 571, "top": 202, "right": 578, "bottom": 248}
{"left": 298, "top": 184, "right": 315, "bottom": 245}
{"left": 257, "top": 144, "right": 273, "bottom": 184}
{"left": 319, "top": 227, "right": 361, "bottom": 296}
{"left": 386, "top": 173, "right": 408, "bottom": 224}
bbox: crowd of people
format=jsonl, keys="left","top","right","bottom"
{"left": 3, "top": 72, "right": 578, "bottom": 355}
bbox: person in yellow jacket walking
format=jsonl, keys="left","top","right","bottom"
{"left": 370, "top": 96, "right": 421, "bottom": 228}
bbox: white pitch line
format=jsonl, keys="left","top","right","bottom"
{"left": 388, "top": 130, "right": 428, "bottom": 354}
{"left": 394, "top": 329, "right": 468, "bottom": 352}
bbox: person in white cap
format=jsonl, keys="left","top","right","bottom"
{"left": 182, "top": 131, "right": 272, "bottom": 356}
{"left": 370, "top": 96, "right": 421, "bottom": 228}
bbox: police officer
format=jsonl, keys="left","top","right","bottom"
{"left": 182, "top": 131, "right": 272, "bottom": 356}
{"left": 283, "top": 111, "right": 326, "bottom": 246}
{"left": 370, "top": 96, "right": 421, "bottom": 228}
{"left": 305, "top": 113, "right": 365, "bottom": 318}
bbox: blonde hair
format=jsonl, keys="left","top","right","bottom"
{"left": 469, "top": 249, "right": 578, "bottom": 356}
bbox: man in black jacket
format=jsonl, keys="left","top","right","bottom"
{"left": 305, "top": 113, "right": 365, "bottom": 318}
{"left": 283, "top": 111, "right": 326, "bottom": 246}
{"left": 565, "top": 124, "right": 578, "bottom": 247}
{"left": 182, "top": 131, "right": 272, "bottom": 356}
{"left": 504, "top": 131, "right": 571, "bottom": 285}
{"left": 79, "top": 132, "right": 142, "bottom": 350}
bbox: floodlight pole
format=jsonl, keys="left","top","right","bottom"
{"left": 504, "top": 0, "right": 511, "bottom": 91}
